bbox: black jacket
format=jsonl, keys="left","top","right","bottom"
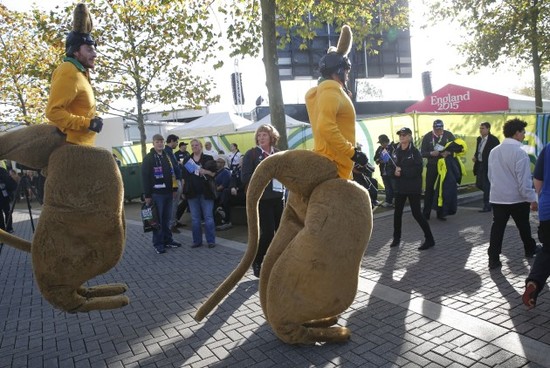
{"left": 141, "top": 148, "right": 176, "bottom": 198}
{"left": 394, "top": 143, "right": 424, "bottom": 195}
{"left": 182, "top": 153, "right": 216, "bottom": 200}
{"left": 473, "top": 133, "right": 500, "bottom": 176}
{"left": 374, "top": 143, "right": 397, "bottom": 177}
{"left": 242, "top": 147, "right": 283, "bottom": 201}
{"left": 420, "top": 130, "right": 456, "bottom": 167}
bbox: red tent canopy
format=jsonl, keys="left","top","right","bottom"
{"left": 405, "top": 84, "right": 509, "bottom": 113}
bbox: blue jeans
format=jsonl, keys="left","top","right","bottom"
{"left": 188, "top": 195, "right": 215, "bottom": 245}
{"left": 381, "top": 175, "right": 395, "bottom": 204}
{"left": 152, "top": 192, "right": 173, "bottom": 251}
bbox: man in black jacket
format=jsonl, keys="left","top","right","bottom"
{"left": 0, "top": 166, "right": 17, "bottom": 233}
{"left": 420, "top": 119, "right": 455, "bottom": 220}
{"left": 472, "top": 122, "right": 500, "bottom": 212}
{"left": 141, "top": 134, "right": 181, "bottom": 254}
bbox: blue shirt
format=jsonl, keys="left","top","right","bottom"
{"left": 215, "top": 168, "right": 231, "bottom": 190}
{"left": 534, "top": 144, "right": 550, "bottom": 221}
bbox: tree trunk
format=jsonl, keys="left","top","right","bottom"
{"left": 260, "top": 0, "right": 288, "bottom": 149}
{"left": 529, "top": 2, "right": 543, "bottom": 113}
{"left": 136, "top": 92, "right": 147, "bottom": 160}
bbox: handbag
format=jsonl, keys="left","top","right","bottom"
{"left": 141, "top": 202, "right": 160, "bottom": 232}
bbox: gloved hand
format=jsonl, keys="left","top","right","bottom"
{"left": 351, "top": 148, "right": 368, "bottom": 166}
{"left": 89, "top": 116, "right": 103, "bottom": 133}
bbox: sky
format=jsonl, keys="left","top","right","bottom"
{"left": 1, "top": 0, "right": 533, "bottom": 116}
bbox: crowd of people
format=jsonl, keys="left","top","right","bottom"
{"left": 5, "top": 14, "right": 546, "bottom": 307}
{"left": 139, "top": 125, "right": 284, "bottom": 279}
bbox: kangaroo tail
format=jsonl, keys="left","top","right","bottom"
{"left": 0, "top": 229, "right": 31, "bottom": 253}
{"left": 194, "top": 154, "right": 279, "bottom": 322}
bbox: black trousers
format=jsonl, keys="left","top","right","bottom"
{"left": 0, "top": 198, "right": 12, "bottom": 232}
{"left": 488, "top": 202, "right": 536, "bottom": 260}
{"left": 423, "top": 164, "right": 439, "bottom": 218}
{"left": 526, "top": 220, "right": 550, "bottom": 289}
{"left": 254, "top": 197, "right": 284, "bottom": 266}
{"left": 394, "top": 193, "right": 433, "bottom": 241}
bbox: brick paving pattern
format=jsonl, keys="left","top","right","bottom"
{"left": 1, "top": 196, "right": 549, "bottom": 367}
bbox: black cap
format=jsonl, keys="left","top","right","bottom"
{"left": 65, "top": 31, "right": 96, "bottom": 56}
{"left": 433, "top": 119, "right": 444, "bottom": 129}
{"left": 396, "top": 127, "right": 412, "bottom": 135}
{"left": 377, "top": 134, "right": 390, "bottom": 143}
{"left": 179, "top": 141, "right": 188, "bottom": 147}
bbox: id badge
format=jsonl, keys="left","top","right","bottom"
{"left": 153, "top": 166, "right": 164, "bottom": 179}
{"left": 434, "top": 143, "right": 445, "bottom": 151}
{"left": 272, "top": 179, "right": 284, "bottom": 192}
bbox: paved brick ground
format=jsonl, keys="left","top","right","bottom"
{"left": 1, "top": 195, "right": 549, "bottom": 367}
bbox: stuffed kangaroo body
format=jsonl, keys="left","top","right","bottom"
{"left": 0, "top": 125, "right": 128, "bottom": 312}
{"left": 195, "top": 150, "right": 372, "bottom": 344}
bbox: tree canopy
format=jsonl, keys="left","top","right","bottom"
{"left": 218, "top": 0, "right": 409, "bottom": 148}
{"left": 58, "top": 0, "right": 223, "bottom": 157}
{"left": 428, "top": 0, "right": 550, "bottom": 112}
{"left": 0, "top": 5, "right": 62, "bottom": 125}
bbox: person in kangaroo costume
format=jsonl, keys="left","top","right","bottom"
{"left": 0, "top": 4, "right": 128, "bottom": 313}
{"left": 195, "top": 150, "right": 372, "bottom": 344}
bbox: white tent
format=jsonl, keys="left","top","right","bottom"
{"left": 169, "top": 112, "right": 252, "bottom": 137}
{"left": 236, "top": 114, "right": 309, "bottom": 132}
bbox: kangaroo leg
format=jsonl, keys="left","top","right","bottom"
{"left": 77, "top": 283, "right": 128, "bottom": 297}
{"left": 259, "top": 193, "right": 306, "bottom": 318}
{"left": 0, "top": 125, "right": 65, "bottom": 170}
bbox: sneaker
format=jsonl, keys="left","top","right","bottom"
{"left": 522, "top": 281, "right": 539, "bottom": 309}
{"left": 165, "top": 241, "right": 182, "bottom": 248}
{"left": 216, "top": 222, "right": 233, "bottom": 231}
{"left": 191, "top": 243, "right": 202, "bottom": 248}
{"left": 208, "top": 243, "right": 216, "bottom": 248}
{"left": 380, "top": 202, "right": 393, "bottom": 208}
{"left": 216, "top": 207, "right": 226, "bottom": 219}
{"left": 155, "top": 248, "right": 166, "bottom": 254}
{"left": 372, "top": 200, "right": 380, "bottom": 207}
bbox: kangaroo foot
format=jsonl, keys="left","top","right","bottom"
{"left": 77, "top": 283, "right": 128, "bottom": 297}
{"left": 68, "top": 295, "right": 130, "bottom": 313}
{"left": 303, "top": 316, "right": 339, "bottom": 328}
{"left": 274, "top": 323, "right": 351, "bottom": 344}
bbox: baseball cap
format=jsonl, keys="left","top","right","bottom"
{"left": 396, "top": 127, "right": 412, "bottom": 135}
{"left": 433, "top": 119, "right": 444, "bottom": 129}
{"left": 377, "top": 134, "right": 390, "bottom": 143}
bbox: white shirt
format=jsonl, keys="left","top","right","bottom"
{"left": 227, "top": 151, "right": 242, "bottom": 168}
{"left": 203, "top": 148, "right": 218, "bottom": 160}
{"left": 488, "top": 138, "right": 536, "bottom": 204}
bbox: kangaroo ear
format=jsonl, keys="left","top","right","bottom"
{"left": 73, "top": 3, "right": 93, "bottom": 34}
{"left": 336, "top": 25, "right": 352, "bottom": 56}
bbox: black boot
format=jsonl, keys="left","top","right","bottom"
{"left": 418, "top": 237, "right": 435, "bottom": 250}
{"left": 390, "top": 238, "right": 401, "bottom": 247}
